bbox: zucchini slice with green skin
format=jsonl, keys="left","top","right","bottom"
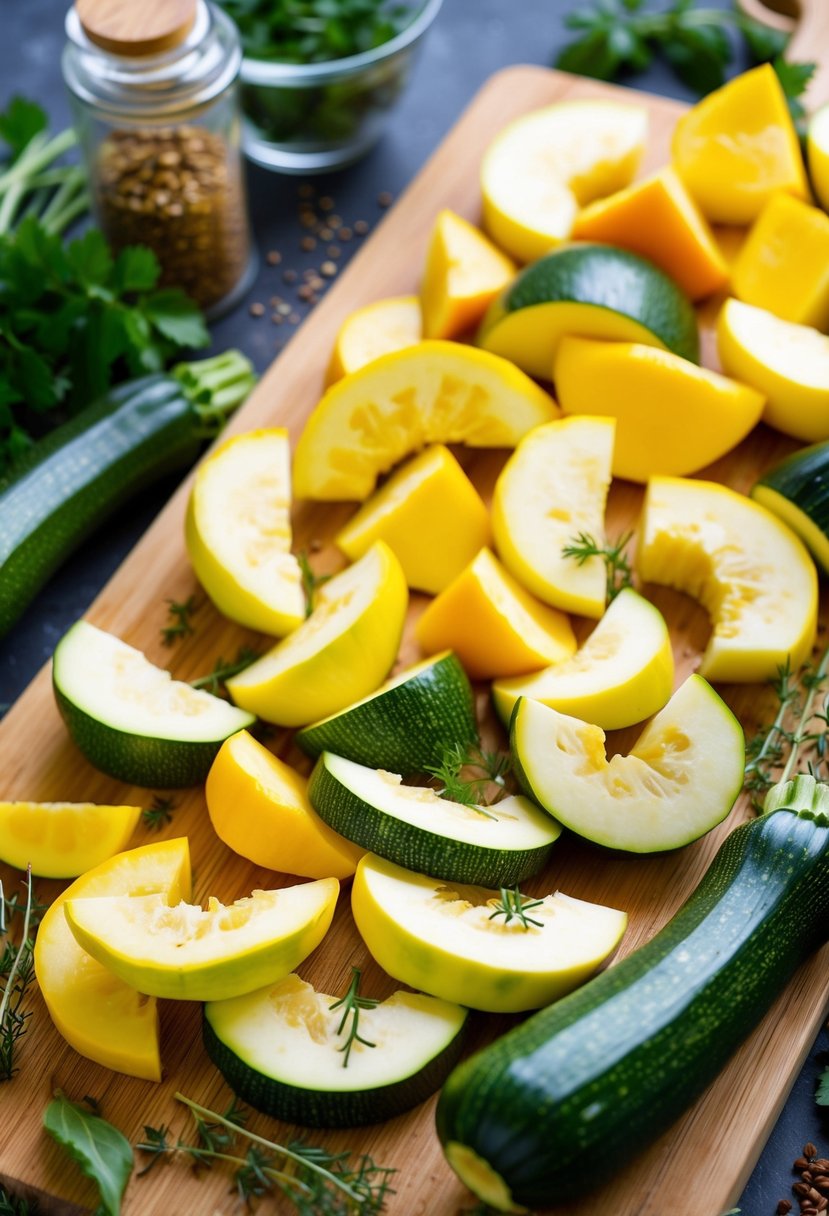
{"left": 53, "top": 621, "right": 254, "bottom": 788}
{"left": 0, "top": 354, "right": 254, "bottom": 638}
{"left": 294, "top": 651, "right": 477, "bottom": 772}
{"left": 752, "top": 441, "right": 829, "bottom": 573}
{"left": 436, "top": 774, "right": 829, "bottom": 1212}
{"left": 308, "top": 753, "right": 561, "bottom": 887}
{"left": 203, "top": 973, "right": 468, "bottom": 1128}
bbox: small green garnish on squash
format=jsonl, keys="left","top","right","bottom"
{"left": 328, "top": 966, "right": 379, "bottom": 1068}
{"left": 488, "top": 887, "right": 545, "bottom": 931}
{"left": 561, "top": 530, "right": 634, "bottom": 603}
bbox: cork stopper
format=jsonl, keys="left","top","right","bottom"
{"left": 75, "top": 0, "right": 197, "bottom": 56}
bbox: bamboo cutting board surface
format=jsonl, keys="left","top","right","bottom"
{"left": 1, "top": 65, "right": 828, "bottom": 1216}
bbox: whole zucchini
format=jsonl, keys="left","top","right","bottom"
{"left": 436, "top": 774, "right": 829, "bottom": 1212}
{"left": 752, "top": 440, "right": 829, "bottom": 574}
{"left": 0, "top": 351, "right": 254, "bottom": 637}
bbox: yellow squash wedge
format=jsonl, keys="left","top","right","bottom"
{"left": 414, "top": 548, "right": 576, "bottom": 680}
{"left": 481, "top": 99, "right": 648, "bottom": 262}
{"left": 336, "top": 445, "right": 490, "bottom": 595}
{"left": 0, "top": 800, "right": 141, "bottom": 879}
{"left": 732, "top": 193, "right": 829, "bottom": 332}
{"left": 671, "top": 63, "right": 810, "bottom": 224}
{"left": 717, "top": 299, "right": 829, "bottom": 443}
{"left": 554, "top": 338, "right": 764, "bottom": 482}
{"left": 492, "top": 416, "right": 615, "bottom": 619}
{"left": 352, "top": 853, "right": 627, "bottom": 1013}
{"left": 206, "top": 730, "right": 364, "bottom": 879}
{"left": 637, "top": 476, "right": 817, "bottom": 682}
{"left": 421, "top": 210, "right": 515, "bottom": 339}
{"left": 294, "top": 341, "right": 557, "bottom": 501}
{"left": 326, "top": 296, "right": 422, "bottom": 383}
{"left": 227, "top": 542, "right": 407, "bottom": 726}
{"left": 492, "top": 588, "right": 674, "bottom": 731}
{"left": 33, "top": 837, "right": 192, "bottom": 1080}
{"left": 808, "top": 104, "right": 829, "bottom": 213}
{"left": 185, "top": 428, "right": 304, "bottom": 637}
{"left": 64, "top": 878, "right": 339, "bottom": 1003}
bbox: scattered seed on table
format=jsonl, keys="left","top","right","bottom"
{"left": 327, "top": 245, "right": 341, "bottom": 258}
{"left": 319, "top": 196, "right": 335, "bottom": 211}
{"left": 277, "top": 302, "right": 291, "bottom": 315}
{"left": 354, "top": 219, "right": 369, "bottom": 235}
{"left": 298, "top": 284, "right": 314, "bottom": 301}
{"left": 266, "top": 249, "right": 282, "bottom": 265}
{"left": 283, "top": 269, "right": 298, "bottom": 283}
{"left": 300, "top": 236, "right": 316, "bottom": 251}
{"left": 318, "top": 225, "right": 334, "bottom": 240}
{"left": 321, "top": 261, "right": 337, "bottom": 277}
{"left": 338, "top": 226, "right": 352, "bottom": 240}
{"left": 249, "top": 301, "right": 265, "bottom": 317}
{"left": 299, "top": 211, "right": 317, "bottom": 229}
{"left": 328, "top": 214, "right": 342, "bottom": 228}
{"left": 271, "top": 313, "right": 283, "bottom": 324}
{"left": 289, "top": 312, "right": 300, "bottom": 324}
{"left": 270, "top": 295, "right": 283, "bottom": 307}
{"left": 378, "top": 191, "right": 393, "bottom": 207}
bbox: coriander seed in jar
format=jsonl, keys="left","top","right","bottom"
{"left": 63, "top": 0, "right": 255, "bottom": 315}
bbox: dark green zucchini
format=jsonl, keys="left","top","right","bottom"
{"left": 435, "top": 774, "right": 829, "bottom": 1212}
{"left": 0, "top": 351, "right": 254, "bottom": 637}
{"left": 752, "top": 441, "right": 829, "bottom": 574}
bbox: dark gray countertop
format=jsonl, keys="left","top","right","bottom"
{"left": 1, "top": 1, "right": 827, "bottom": 1212}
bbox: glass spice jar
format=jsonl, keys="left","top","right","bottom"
{"left": 63, "top": 0, "right": 255, "bottom": 316}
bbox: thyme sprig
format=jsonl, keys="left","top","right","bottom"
{"left": 424, "top": 743, "right": 511, "bottom": 818}
{"left": 191, "top": 645, "right": 263, "bottom": 696}
{"left": 136, "top": 1093, "right": 396, "bottom": 1212}
{"left": 142, "top": 795, "right": 177, "bottom": 831}
{"left": 298, "top": 550, "right": 332, "bottom": 618}
{"left": 744, "top": 648, "right": 829, "bottom": 811}
{"left": 488, "top": 886, "right": 546, "bottom": 931}
{"left": 160, "top": 595, "right": 199, "bottom": 646}
{"left": 0, "top": 867, "right": 35, "bottom": 1081}
{"left": 329, "top": 967, "right": 379, "bottom": 1068}
{"left": 562, "top": 530, "right": 634, "bottom": 602}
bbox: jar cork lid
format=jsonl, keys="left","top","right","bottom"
{"left": 75, "top": 0, "right": 197, "bottom": 57}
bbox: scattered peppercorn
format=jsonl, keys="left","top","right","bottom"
{"left": 318, "top": 226, "right": 334, "bottom": 241}
{"left": 327, "top": 245, "right": 341, "bottom": 258}
{"left": 319, "top": 196, "right": 335, "bottom": 211}
{"left": 283, "top": 269, "right": 298, "bottom": 283}
{"left": 354, "top": 220, "right": 369, "bottom": 235}
{"left": 338, "top": 226, "right": 352, "bottom": 241}
{"left": 249, "top": 301, "right": 265, "bottom": 317}
{"left": 321, "top": 261, "right": 337, "bottom": 277}
{"left": 298, "top": 183, "right": 314, "bottom": 199}
{"left": 377, "top": 191, "right": 393, "bottom": 207}
{"left": 266, "top": 249, "right": 282, "bottom": 265}
{"left": 300, "top": 236, "right": 317, "bottom": 251}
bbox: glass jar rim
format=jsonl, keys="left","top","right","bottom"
{"left": 239, "top": 0, "right": 443, "bottom": 87}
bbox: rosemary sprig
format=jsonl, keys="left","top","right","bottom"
{"left": 561, "top": 530, "right": 634, "bottom": 602}
{"left": 142, "top": 795, "right": 177, "bottom": 831}
{"left": 488, "top": 886, "right": 546, "bottom": 931}
{"left": 424, "top": 743, "right": 511, "bottom": 818}
{"left": 329, "top": 967, "right": 379, "bottom": 1069}
{"left": 190, "top": 645, "right": 263, "bottom": 695}
{"left": 160, "top": 595, "right": 199, "bottom": 646}
{"left": 137, "top": 1093, "right": 396, "bottom": 1212}
{"left": 298, "top": 550, "right": 332, "bottom": 618}
{"left": 744, "top": 648, "right": 829, "bottom": 810}
{"left": 0, "top": 867, "right": 35, "bottom": 1081}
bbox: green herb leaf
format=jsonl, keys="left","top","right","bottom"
{"left": 772, "top": 56, "right": 816, "bottom": 130}
{"left": 143, "top": 289, "right": 209, "bottom": 349}
{"left": 65, "top": 229, "right": 114, "bottom": 292}
{"left": 739, "top": 17, "right": 788, "bottom": 63}
{"left": 43, "top": 1092, "right": 133, "bottom": 1216}
{"left": 113, "top": 246, "right": 160, "bottom": 294}
{"left": 0, "top": 97, "right": 47, "bottom": 161}
{"left": 816, "top": 1064, "right": 829, "bottom": 1106}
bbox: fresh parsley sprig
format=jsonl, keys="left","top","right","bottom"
{"left": 329, "top": 967, "right": 379, "bottom": 1068}
{"left": 562, "top": 530, "right": 634, "bottom": 603}
{"left": 556, "top": 0, "right": 812, "bottom": 104}
{"left": 218, "top": 0, "right": 414, "bottom": 65}
{"left": 137, "top": 1092, "right": 396, "bottom": 1212}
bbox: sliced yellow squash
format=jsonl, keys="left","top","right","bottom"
{"left": 421, "top": 210, "right": 515, "bottom": 339}
{"left": 717, "top": 299, "right": 829, "bottom": 443}
{"left": 185, "top": 428, "right": 304, "bottom": 637}
{"left": 206, "top": 729, "right": 364, "bottom": 879}
{"left": 293, "top": 341, "right": 558, "bottom": 501}
{"left": 492, "top": 588, "right": 674, "bottom": 730}
{"left": 33, "top": 837, "right": 192, "bottom": 1080}
{"left": 554, "top": 338, "right": 764, "bottom": 482}
{"left": 0, "top": 800, "right": 140, "bottom": 878}
{"left": 414, "top": 548, "right": 576, "bottom": 680}
{"left": 326, "top": 296, "right": 422, "bottom": 384}
{"left": 492, "top": 416, "right": 615, "bottom": 619}
{"left": 732, "top": 194, "right": 829, "bottom": 332}
{"left": 637, "top": 476, "right": 817, "bottom": 682}
{"left": 64, "top": 878, "right": 339, "bottom": 1003}
{"left": 808, "top": 103, "right": 829, "bottom": 213}
{"left": 481, "top": 100, "right": 648, "bottom": 262}
{"left": 227, "top": 542, "right": 407, "bottom": 726}
{"left": 336, "top": 445, "right": 490, "bottom": 595}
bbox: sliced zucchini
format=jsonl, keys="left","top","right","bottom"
{"left": 52, "top": 620, "right": 254, "bottom": 788}
{"left": 752, "top": 441, "right": 829, "bottom": 574}
{"left": 204, "top": 972, "right": 468, "bottom": 1127}
{"left": 308, "top": 753, "right": 560, "bottom": 887}
{"left": 294, "top": 651, "right": 477, "bottom": 771}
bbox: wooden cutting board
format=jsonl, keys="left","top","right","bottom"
{"left": 1, "top": 65, "right": 828, "bottom": 1216}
